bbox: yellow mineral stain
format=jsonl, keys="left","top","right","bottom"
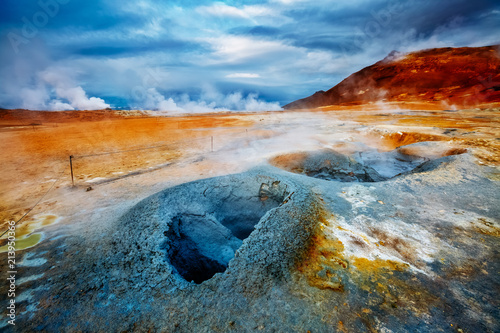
{"left": 297, "top": 233, "right": 348, "bottom": 291}
{"left": 337, "top": 321, "right": 348, "bottom": 333}
{"left": 298, "top": 208, "right": 440, "bottom": 318}
{"left": 351, "top": 257, "right": 409, "bottom": 273}
{"left": 368, "top": 131, "right": 447, "bottom": 150}
{"left": 297, "top": 209, "right": 349, "bottom": 292}
{"left": 42, "top": 214, "right": 58, "bottom": 226}
{"left": 0, "top": 233, "right": 42, "bottom": 252}
{"left": 473, "top": 218, "right": 500, "bottom": 237}
{"left": 13, "top": 214, "right": 59, "bottom": 239}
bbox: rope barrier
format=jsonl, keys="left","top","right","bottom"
{"left": 68, "top": 129, "right": 256, "bottom": 185}
{"left": 73, "top": 136, "right": 208, "bottom": 159}
{"left": 71, "top": 128, "right": 252, "bottom": 159}
{"left": 0, "top": 128, "right": 255, "bottom": 237}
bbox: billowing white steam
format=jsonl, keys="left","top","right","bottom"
{"left": 17, "top": 70, "right": 281, "bottom": 112}
{"left": 36, "top": 69, "right": 110, "bottom": 111}
{"left": 16, "top": 71, "right": 110, "bottom": 111}
{"left": 138, "top": 88, "right": 282, "bottom": 113}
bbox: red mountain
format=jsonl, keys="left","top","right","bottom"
{"left": 284, "top": 45, "right": 500, "bottom": 109}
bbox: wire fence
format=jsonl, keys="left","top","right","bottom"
{"left": 66, "top": 128, "right": 258, "bottom": 187}
{"left": 70, "top": 134, "right": 217, "bottom": 186}
{"left": 73, "top": 137, "right": 206, "bottom": 159}
{"left": 0, "top": 127, "right": 258, "bottom": 238}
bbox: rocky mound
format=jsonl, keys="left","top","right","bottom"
{"left": 284, "top": 45, "right": 500, "bottom": 109}
{"left": 269, "top": 143, "right": 467, "bottom": 182}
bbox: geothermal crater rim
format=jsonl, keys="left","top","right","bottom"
{"left": 269, "top": 147, "right": 467, "bottom": 182}
{"left": 160, "top": 177, "right": 289, "bottom": 284}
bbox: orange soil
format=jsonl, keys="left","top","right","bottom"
{"left": 0, "top": 111, "right": 254, "bottom": 223}
{"left": 1, "top": 106, "right": 498, "bottom": 231}
{"left": 314, "top": 106, "right": 500, "bottom": 158}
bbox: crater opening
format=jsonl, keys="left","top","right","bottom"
{"left": 270, "top": 144, "right": 466, "bottom": 182}
{"left": 270, "top": 150, "right": 386, "bottom": 182}
{"left": 162, "top": 180, "right": 287, "bottom": 284}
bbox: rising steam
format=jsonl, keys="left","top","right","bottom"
{"left": 134, "top": 88, "right": 282, "bottom": 113}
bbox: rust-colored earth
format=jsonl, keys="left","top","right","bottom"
{"left": 0, "top": 110, "right": 255, "bottom": 225}
{"left": 1, "top": 104, "right": 498, "bottom": 239}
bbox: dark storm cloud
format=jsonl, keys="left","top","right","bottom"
{"left": 282, "top": 0, "right": 499, "bottom": 51}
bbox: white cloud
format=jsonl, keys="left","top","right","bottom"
{"left": 271, "top": 0, "right": 308, "bottom": 4}
{"left": 226, "top": 73, "right": 261, "bottom": 78}
{"left": 202, "top": 35, "right": 297, "bottom": 64}
{"left": 54, "top": 87, "right": 109, "bottom": 110}
{"left": 194, "top": 2, "right": 292, "bottom": 28}
{"left": 295, "top": 51, "right": 351, "bottom": 74}
{"left": 479, "top": 9, "right": 500, "bottom": 18}
{"left": 20, "top": 86, "right": 50, "bottom": 110}
{"left": 19, "top": 81, "right": 109, "bottom": 111}
{"left": 141, "top": 88, "right": 183, "bottom": 112}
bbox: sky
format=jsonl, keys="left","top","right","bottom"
{"left": 0, "top": 0, "right": 499, "bottom": 111}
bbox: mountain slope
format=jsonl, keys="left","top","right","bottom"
{"left": 284, "top": 45, "right": 500, "bottom": 109}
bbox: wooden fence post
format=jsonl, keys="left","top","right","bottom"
{"left": 69, "top": 155, "right": 75, "bottom": 186}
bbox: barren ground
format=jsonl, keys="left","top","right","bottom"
{"left": 0, "top": 104, "right": 499, "bottom": 331}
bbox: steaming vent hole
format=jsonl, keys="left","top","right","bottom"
{"left": 162, "top": 181, "right": 287, "bottom": 284}
{"left": 269, "top": 147, "right": 466, "bottom": 182}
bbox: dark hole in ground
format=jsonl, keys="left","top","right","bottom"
{"left": 219, "top": 215, "right": 263, "bottom": 240}
{"left": 163, "top": 181, "right": 287, "bottom": 284}
{"left": 165, "top": 214, "right": 230, "bottom": 284}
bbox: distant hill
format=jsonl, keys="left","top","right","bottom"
{"left": 284, "top": 45, "right": 500, "bottom": 109}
